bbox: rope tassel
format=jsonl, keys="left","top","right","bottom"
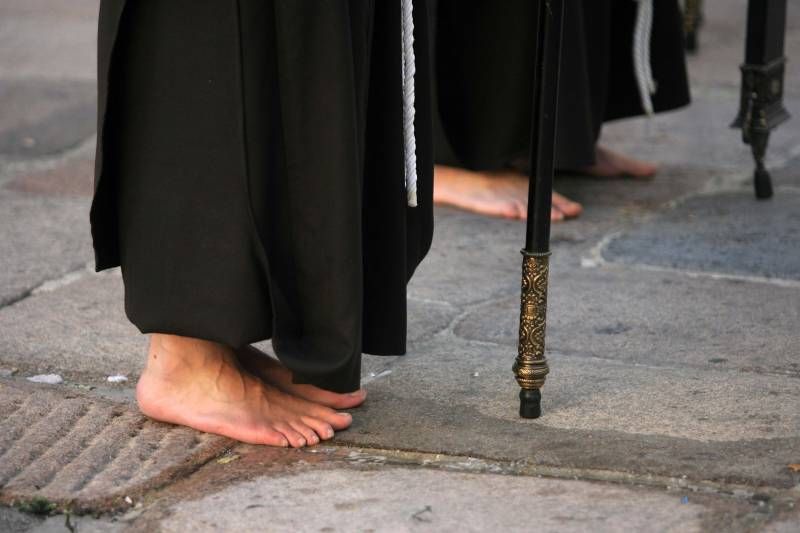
{"left": 401, "top": 0, "right": 418, "bottom": 207}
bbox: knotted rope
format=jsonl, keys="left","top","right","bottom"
{"left": 401, "top": 0, "right": 418, "bottom": 207}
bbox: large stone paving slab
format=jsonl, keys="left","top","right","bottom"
{"left": 135, "top": 444, "right": 782, "bottom": 533}
{"left": 0, "top": 0, "right": 97, "bottom": 81}
{"left": 340, "top": 335, "right": 800, "bottom": 489}
{"left": 5, "top": 157, "right": 94, "bottom": 197}
{"left": 0, "top": 379, "right": 229, "bottom": 512}
{"left": 0, "top": 270, "right": 457, "bottom": 384}
{"left": 0, "top": 80, "right": 95, "bottom": 159}
{"left": 160, "top": 467, "right": 709, "bottom": 533}
{"left": 604, "top": 190, "right": 800, "bottom": 281}
{"left": 0, "top": 189, "right": 93, "bottom": 307}
{"left": 453, "top": 266, "right": 800, "bottom": 377}
{"left": 0, "top": 272, "right": 143, "bottom": 382}
{"left": 772, "top": 155, "right": 800, "bottom": 189}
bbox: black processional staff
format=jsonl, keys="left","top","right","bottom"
{"left": 731, "top": 0, "right": 790, "bottom": 200}
{"left": 513, "top": 0, "right": 565, "bottom": 419}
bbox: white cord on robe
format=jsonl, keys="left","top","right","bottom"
{"left": 633, "top": 0, "right": 657, "bottom": 116}
{"left": 401, "top": 0, "right": 418, "bottom": 207}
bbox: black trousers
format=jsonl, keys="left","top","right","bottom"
{"left": 432, "top": 0, "right": 691, "bottom": 171}
{"left": 91, "top": 0, "right": 434, "bottom": 392}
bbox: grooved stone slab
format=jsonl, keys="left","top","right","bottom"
{"left": 0, "top": 379, "right": 229, "bottom": 512}
{"left": 604, "top": 190, "right": 800, "bottom": 280}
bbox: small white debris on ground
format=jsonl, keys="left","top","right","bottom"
{"left": 107, "top": 375, "right": 128, "bottom": 383}
{"left": 27, "top": 374, "right": 63, "bottom": 384}
{"left": 362, "top": 369, "right": 392, "bottom": 384}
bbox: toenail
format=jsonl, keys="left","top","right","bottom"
{"left": 348, "top": 389, "right": 364, "bottom": 397}
{"left": 297, "top": 438, "right": 306, "bottom": 447}
{"left": 340, "top": 412, "right": 352, "bottom": 420}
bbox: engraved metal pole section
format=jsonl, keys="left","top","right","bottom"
{"left": 514, "top": 0, "right": 564, "bottom": 419}
{"left": 514, "top": 252, "right": 550, "bottom": 418}
{"left": 731, "top": 0, "right": 790, "bottom": 199}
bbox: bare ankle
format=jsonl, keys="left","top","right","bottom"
{"left": 145, "top": 334, "right": 228, "bottom": 378}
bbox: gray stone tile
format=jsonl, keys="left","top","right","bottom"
{"left": 764, "top": 513, "right": 800, "bottom": 533}
{"left": 0, "top": 1, "right": 97, "bottom": 81}
{"left": 160, "top": 467, "right": 708, "bottom": 533}
{"left": 0, "top": 80, "right": 95, "bottom": 158}
{"left": 407, "top": 297, "right": 458, "bottom": 343}
{"left": 408, "top": 208, "right": 526, "bottom": 307}
{"left": 604, "top": 190, "right": 800, "bottom": 280}
{"left": 0, "top": 189, "right": 93, "bottom": 307}
{"left": 5, "top": 158, "right": 94, "bottom": 197}
{"left": 453, "top": 266, "right": 800, "bottom": 376}
{"left": 772, "top": 155, "right": 800, "bottom": 189}
{"left": 0, "top": 269, "right": 458, "bottom": 385}
{"left": 0, "top": 507, "right": 42, "bottom": 533}
{"left": 0, "top": 272, "right": 144, "bottom": 382}
{"left": 338, "top": 336, "right": 800, "bottom": 488}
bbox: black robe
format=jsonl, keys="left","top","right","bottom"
{"left": 433, "top": 0, "right": 691, "bottom": 171}
{"left": 90, "top": 0, "right": 434, "bottom": 392}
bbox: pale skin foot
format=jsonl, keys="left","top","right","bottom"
{"left": 235, "top": 345, "right": 367, "bottom": 410}
{"left": 433, "top": 165, "right": 583, "bottom": 221}
{"left": 578, "top": 145, "right": 659, "bottom": 178}
{"left": 136, "top": 334, "right": 355, "bottom": 447}
{"left": 433, "top": 146, "right": 658, "bottom": 221}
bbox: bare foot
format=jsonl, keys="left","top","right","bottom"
{"left": 579, "top": 145, "right": 659, "bottom": 178}
{"left": 235, "top": 345, "right": 367, "bottom": 410}
{"left": 136, "top": 334, "right": 354, "bottom": 447}
{"left": 434, "top": 165, "right": 582, "bottom": 221}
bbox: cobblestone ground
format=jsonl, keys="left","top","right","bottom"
{"left": 1, "top": 1, "right": 799, "bottom": 532}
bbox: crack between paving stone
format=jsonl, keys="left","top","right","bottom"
{"left": 414, "top": 291, "right": 800, "bottom": 380}
{"left": 0, "top": 262, "right": 95, "bottom": 311}
{"left": 596, "top": 259, "right": 800, "bottom": 289}
{"left": 324, "top": 443, "right": 799, "bottom": 502}
{"left": 413, "top": 291, "right": 798, "bottom": 377}
{"left": 430, "top": 328, "right": 800, "bottom": 379}
{"left": 550, "top": 349, "right": 800, "bottom": 379}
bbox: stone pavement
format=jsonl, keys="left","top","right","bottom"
{"left": 1, "top": 1, "right": 799, "bottom": 531}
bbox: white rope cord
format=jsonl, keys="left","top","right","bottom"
{"left": 633, "top": 0, "right": 657, "bottom": 115}
{"left": 401, "top": 0, "right": 418, "bottom": 207}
